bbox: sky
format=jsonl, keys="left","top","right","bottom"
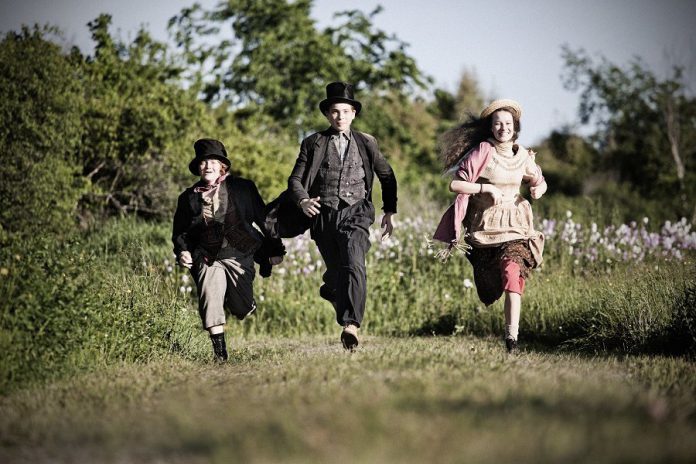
{"left": 1, "top": 0, "right": 695, "bottom": 144}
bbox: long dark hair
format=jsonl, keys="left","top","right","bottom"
{"left": 440, "top": 108, "right": 521, "bottom": 171}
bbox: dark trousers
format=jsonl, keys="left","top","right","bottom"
{"left": 311, "top": 200, "right": 374, "bottom": 327}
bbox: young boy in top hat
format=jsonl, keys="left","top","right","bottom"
{"left": 173, "top": 138, "right": 285, "bottom": 361}
{"left": 286, "top": 81, "right": 398, "bottom": 349}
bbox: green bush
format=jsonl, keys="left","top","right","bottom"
{"left": 0, "top": 220, "right": 200, "bottom": 394}
{"left": 0, "top": 26, "right": 86, "bottom": 238}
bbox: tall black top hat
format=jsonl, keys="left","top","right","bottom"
{"left": 319, "top": 81, "right": 362, "bottom": 115}
{"left": 189, "top": 139, "right": 231, "bottom": 175}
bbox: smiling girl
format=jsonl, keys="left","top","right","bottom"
{"left": 434, "top": 99, "right": 548, "bottom": 353}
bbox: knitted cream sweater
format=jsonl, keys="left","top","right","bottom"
{"left": 464, "top": 139, "right": 544, "bottom": 264}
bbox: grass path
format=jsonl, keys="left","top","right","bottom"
{"left": 1, "top": 335, "right": 695, "bottom": 463}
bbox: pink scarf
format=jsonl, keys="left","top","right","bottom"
{"left": 433, "top": 141, "right": 494, "bottom": 246}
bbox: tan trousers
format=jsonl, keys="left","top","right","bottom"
{"left": 189, "top": 250, "right": 256, "bottom": 329}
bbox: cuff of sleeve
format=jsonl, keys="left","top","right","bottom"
{"left": 530, "top": 176, "right": 545, "bottom": 188}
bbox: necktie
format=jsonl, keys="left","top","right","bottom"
{"left": 338, "top": 135, "right": 347, "bottom": 162}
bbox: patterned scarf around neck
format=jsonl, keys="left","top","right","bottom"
{"left": 194, "top": 173, "right": 229, "bottom": 193}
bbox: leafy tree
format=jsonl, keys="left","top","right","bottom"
{"left": 429, "top": 70, "right": 485, "bottom": 122}
{"left": 168, "top": 0, "right": 428, "bottom": 133}
{"left": 562, "top": 46, "right": 696, "bottom": 219}
{"left": 76, "top": 14, "right": 212, "bottom": 220}
{"left": 535, "top": 128, "right": 600, "bottom": 196}
{"left": 0, "top": 26, "right": 86, "bottom": 239}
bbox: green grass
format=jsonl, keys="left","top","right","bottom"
{"left": 1, "top": 336, "right": 695, "bottom": 463}
{"left": 1, "top": 214, "right": 695, "bottom": 463}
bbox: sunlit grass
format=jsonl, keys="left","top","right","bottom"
{"left": 1, "top": 209, "right": 695, "bottom": 462}
{"left": 1, "top": 336, "right": 694, "bottom": 463}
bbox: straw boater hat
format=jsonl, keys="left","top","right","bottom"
{"left": 189, "top": 138, "right": 231, "bottom": 175}
{"left": 480, "top": 99, "right": 522, "bottom": 120}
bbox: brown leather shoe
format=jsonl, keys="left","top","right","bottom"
{"left": 341, "top": 324, "right": 359, "bottom": 350}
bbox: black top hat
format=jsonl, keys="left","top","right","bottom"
{"left": 319, "top": 81, "right": 362, "bottom": 115}
{"left": 189, "top": 139, "right": 231, "bottom": 175}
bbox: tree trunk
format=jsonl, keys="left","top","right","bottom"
{"left": 663, "top": 96, "right": 689, "bottom": 217}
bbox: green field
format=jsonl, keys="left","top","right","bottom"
{"left": 1, "top": 336, "right": 695, "bottom": 463}
{"left": 1, "top": 214, "right": 695, "bottom": 463}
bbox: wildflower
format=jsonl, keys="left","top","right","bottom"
{"left": 181, "top": 274, "right": 190, "bottom": 283}
{"left": 566, "top": 210, "right": 573, "bottom": 219}
{"left": 643, "top": 217, "right": 649, "bottom": 225}
{"left": 179, "top": 286, "right": 186, "bottom": 294}
{"left": 463, "top": 278, "right": 473, "bottom": 289}
{"left": 0, "top": 268, "right": 8, "bottom": 276}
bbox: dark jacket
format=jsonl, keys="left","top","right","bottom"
{"left": 289, "top": 128, "right": 397, "bottom": 212}
{"left": 265, "top": 128, "right": 397, "bottom": 239}
{"left": 172, "top": 176, "right": 285, "bottom": 277}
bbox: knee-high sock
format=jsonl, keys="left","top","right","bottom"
{"left": 504, "top": 291, "right": 521, "bottom": 340}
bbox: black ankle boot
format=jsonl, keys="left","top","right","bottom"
{"left": 210, "top": 333, "right": 228, "bottom": 362}
{"left": 505, "top": 337, "right": 518, "bottom": 354}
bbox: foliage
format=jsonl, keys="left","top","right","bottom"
{"left": 0, "top": 219, "right": 200, "bottom": 394}
{"left": 0, "top": 17, "right": 297, "bottom": 232}
{"left": 534, "top": 129, "right": 600, "bottom": 196}
{"left": 429, "top": 69, "right": 486, "bottom": 124}
{"left": 3, "top": 208, "right": 694, "bottom": 395}
{"left": 76, "top": 14, "right": 218, "bottom": 220}
{"left": 561, "top": 46, "right": 696, "bottom": 219}
{"left": 168, "top": 0, "right": 428, "bottom": 133}
{"left": 0, "top": 26, "right": 86, "bottom": 239}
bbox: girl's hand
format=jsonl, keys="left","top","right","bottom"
{"left": 269, "top": 256, "right": 283, "bottom": 265}
{"left": 482, "top": 184, "right": 504, "bottom": 204}
{"left": 530, "top": 180, "right": 547, "bottom": 199}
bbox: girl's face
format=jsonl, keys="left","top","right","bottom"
{"left": 491, "top": 110, "right": 515, "bottom": 143}
{"left": 199, "top": 159, "right": 223, "bottom": 184}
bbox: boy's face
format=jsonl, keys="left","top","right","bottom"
{"left": 325, "top": 103, "right": 356, "bottom": 132}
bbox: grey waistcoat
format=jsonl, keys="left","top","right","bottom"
{"left": 315, "top": 137, "right": 366, "bottom": 209}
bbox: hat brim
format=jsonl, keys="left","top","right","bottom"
{"left": 480, "top": 99, "right": 522, "bottom": 120}
{"left": 319, "top": 97, "right": 362, "bottom": 115}
{"left": 188, "top": 154, "right": 231, "bottom": 176}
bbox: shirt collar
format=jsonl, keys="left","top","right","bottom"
{"left": 328, "top": 128, "right": 352, "bottom": 140}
